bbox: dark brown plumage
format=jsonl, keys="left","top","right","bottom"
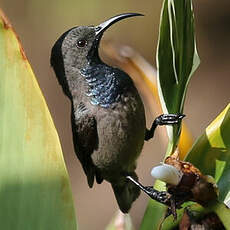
{"left": 50, "top": 13, "right": 184, "bottom": 213}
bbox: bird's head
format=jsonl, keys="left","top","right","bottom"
{"left": 50, "top": 13, "right": 143, "bottom": 97}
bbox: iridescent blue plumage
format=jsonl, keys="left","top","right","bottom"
{"left": 81, "top": 64, "right": 134, "bottom": 108}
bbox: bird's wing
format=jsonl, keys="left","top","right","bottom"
{"left": 71, "top": 102, "right": 102, "bottom": 187}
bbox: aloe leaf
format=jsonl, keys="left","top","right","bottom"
{"left": 157, "top": 0, "right": 200, "bottom": 153}
{"left": 0, "top": 9, "right": 77, "bottom": 230}
{"left": 185, "top": 104, "right": 230, "bottom": 228}
{"left": 185, "top": 104, "right": 230, "bottom": 203}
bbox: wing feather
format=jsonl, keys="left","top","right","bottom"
{"left": 71, "top": 102, "right": 102, "bottom": 187}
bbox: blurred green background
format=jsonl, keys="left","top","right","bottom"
{"left": 1, "top": 0, "right": 230, "bottom": 229}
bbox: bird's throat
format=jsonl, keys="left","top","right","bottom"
{"left": 86, "top": 37, "right": 102, "bottom": 65}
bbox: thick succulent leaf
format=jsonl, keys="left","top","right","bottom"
{"left": 157, "top": 0, "right": 200, "bottom": 152}
{"left": 0, "top": 9, "right": 77, "bottom": 230}
{"left": 185, "top": 104, "right": 230, "bottom": 207}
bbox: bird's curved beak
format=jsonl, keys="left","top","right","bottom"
{"left": 95, "top": 13, "right": 144, "bottom": 38}
{"left": 88, "top": 13, "right": 143, "bottom": 62}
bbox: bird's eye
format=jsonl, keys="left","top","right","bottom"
{"left": 77, "top": 39, "right": 87, "bottom": 48}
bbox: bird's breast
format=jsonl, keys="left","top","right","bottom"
{"left": 81, "top": 64, "right": 134, "bottom": 108}
{"left": 91, "top": 88, "right": 146, "bottom": 178}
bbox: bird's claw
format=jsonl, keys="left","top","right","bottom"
{"left": 155, "top": 113, "right": 185, "bottom": 126}
{"left": 126, "top": 176, "right": 171, "bottom": 206}
{"left": 144, "top": 186, "right": 171, "bottom": 203}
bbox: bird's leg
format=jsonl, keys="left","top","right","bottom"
{"left": 126, "top": 176, "right": 171, "bottom": 205}
{"left": 145, "top": 114, "right": 185, "bottom": 141}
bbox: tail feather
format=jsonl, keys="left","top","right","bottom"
{"left": 112, "top": 173, "right": 140, "bottom": 213}
{"left": 84, "top": 163, "right": 95, "bottom": 188}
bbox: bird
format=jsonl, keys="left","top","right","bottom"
{"left": 50, "top": 13, "right": 184, "bottom": 213}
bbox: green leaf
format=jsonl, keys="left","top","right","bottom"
{"left": 0, "top": 9, "right": 77, "bottom": 230}
{"left": 157, "top": 0, "right": 200, "bottom": 152}
{"left": 140, "top": 0, "right": 201, "bottom": 228}
{"left": 211, "top": 202, "right": 230, "bottom": 229}
{"left": 185, "top": 103, "right": 230, "bottom": 228}
{"left": 161, "top": 202, "right": 230, "bottom": 230}
{"left": 185, "top": 104, "right": 230, "bottom": 203}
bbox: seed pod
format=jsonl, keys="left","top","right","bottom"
{"left": 164, "top": 155, "right": 218, "bottom": 206}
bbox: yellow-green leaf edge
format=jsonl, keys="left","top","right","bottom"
{"left": 185, "top": 103, "right": 230, "bottom": 204}
{"left": 0, "top": 9, "right": 77, "bottom": 230}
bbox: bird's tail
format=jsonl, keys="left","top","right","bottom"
{"left": 111, "top": 172, "right": 140, "bottom": 213}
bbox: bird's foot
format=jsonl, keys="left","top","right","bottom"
{"left": 126, "top": 175, "right": 183, "bottom": 219}
{"left": 145, "top": 113, "right": 185, "bottom": 141}
{"left": 155, "top": 113, "right": 185, "bottom": 126}
{"left": 126, "top": 176, "right": 171, "bottom": 205}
